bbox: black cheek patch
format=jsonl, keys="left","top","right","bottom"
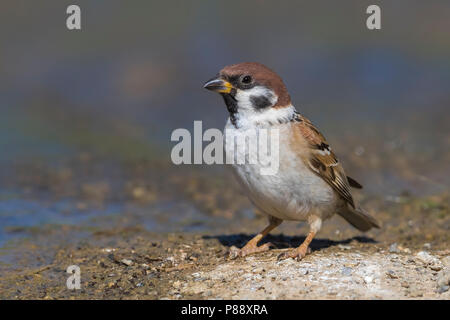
{"left": 250, "top": 95, "right": 272, "bottom": 109}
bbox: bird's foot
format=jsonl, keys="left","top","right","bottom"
{"left": 228, "top": 242, "right": 273, "bottom": 259}
{"left": 277, "top": 245, "right": 311, "bottom": 262}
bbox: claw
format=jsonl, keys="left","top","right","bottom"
{"left": 228, "top": 246, "right": 241, "bottom": 260}
{"left": 228, "top": 242, "right": 273, "bottom": 259}
{"left": 277, "top": 245, "right": 309, "bottom": 261}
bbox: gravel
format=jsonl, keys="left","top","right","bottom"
{"left": 436, "top": 268, "right": 450, "bottom": 293}
{"left": 389, "top": 243, "right": 399, "bottom": 253}
{"left": 415, "top": 251, "right": 441, "bottom": 266}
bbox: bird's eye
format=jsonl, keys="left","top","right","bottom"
{"left": 241, "top": 75, "right": 252, "bottom": 84}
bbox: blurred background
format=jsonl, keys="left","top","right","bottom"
{"left": 0, "top": 1, "right": 449, "bottom": 270}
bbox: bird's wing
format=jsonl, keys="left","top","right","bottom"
{"left": 292, "top": 113, "right": 356, "bottom": 208}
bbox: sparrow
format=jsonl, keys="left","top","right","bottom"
{"left": 204, "top": 62, "right": 380, "bottom": 261}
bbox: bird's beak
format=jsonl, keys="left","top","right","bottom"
{"left": 203, "top": 77, "right": 233, "bottom": 94}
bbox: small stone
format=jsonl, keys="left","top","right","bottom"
{"left": 364, "top": 276, "right": 373, "bottom": 284}
{"left": 442, "top": 256, "right": 450, "bottom": 268}
{"left": 436, "top": 268, "right": 450, "bottom": 288}
{"left": 389, "top": 243, "right": 399, "bottom": 253}
{"left": 386, "top": 270, "right": 398, "bottom": 279}
{"left": 415, "top": 251, "right": 440, "bottom": 266}
{"left": 252, "top": 267, "right": 264, "bottom": 273}
{"left": 203, "top": 290, "right": 213, "bottom": 297}
{"left": 120, "top": 259, "right": 133, "bottom": 266}
{"left": 408, "top": 286, "right": 423, "bottom": 298}
{"left": 166, "top": 256, "right": 175, "bottom": 263}
{"left": 338, "top": 244, "right": 352, "bottom": 250}
{"left": 406, "top": 256, "right": 415, "bottom": 264}
{"left": 173, "top": 281, "right": 182, "bottom": 289}
{"left": 423, "top": 243, "right": 432, "bottom": 250}
{"left": 341, "top": 267, "right": 352, "bottom": 276}
{"left": 401, "top": 282, "right": 409, "bottom": 288}
{"left": 191, "top": 287, "right": 204, "bottom": 295}
{"left": 437, "top": 286, "right": 449, "bottom": 294}
{"left": 430, "top": 265, "right": 442, "bottom": 271}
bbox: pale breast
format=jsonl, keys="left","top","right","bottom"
{"left": 224, "top": 122, "right": 338, "bottom": 221}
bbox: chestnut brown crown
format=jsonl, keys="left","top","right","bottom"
{"left": 219, "top": 62, "right": 291, "bottom": 108}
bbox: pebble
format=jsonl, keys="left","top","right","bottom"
{"left": 191, "top": 287, "right": 204, "bottom": 295}
{"left": 407, "top": 286, "right": 423, "bottom": 298}
{"left": 442, "top": 256, "right": 450, "bottom": 268}
{"left": 341, "top": 267, "right": 352, "bottom": 276}
{"left": 166, "top": 256, "right": 175, "bottom": 263}
{"left": 252, "top": 267, "right": 264, "bottom": 273}
{"left": 436, "top": 268, "right": 450, "bottom": 292}
{"left": 364, "top": 276, "right": 373, "bottom": 284}
{"left": 430, "top": 265, "right": 442, "bottom": 271}
{"left": 203, "top": 290, "right": 213, "bottom": 297}
{"left": 415, "top": 251, "right": 440, "bottom": 266}
{"left": 389, "top": 243, "right": 399, "bottom": 253}
{"left": 120, "top": 259, "right": 133, "bottom": 266}
{"left": 437, "top": 286, "right": 449, "bottom": 294}
{"left": 386, "top": 270, "right": 398, "bottom": 279}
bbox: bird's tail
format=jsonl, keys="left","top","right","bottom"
{"left": 337, "top": 205, "right": 380, "bottom": 232}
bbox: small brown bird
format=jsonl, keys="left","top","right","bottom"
{"left": 204, "top": 62, "right": 379, "bottom": 261}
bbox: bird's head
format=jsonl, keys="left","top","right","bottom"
{"left": 204, "top": 62, "right": 292, "bottom": 125}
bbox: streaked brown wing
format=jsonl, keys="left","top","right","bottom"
{"left": 294, "top": 113, "right": 355, "bottom": 208}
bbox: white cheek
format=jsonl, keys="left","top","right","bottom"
{"left": 235, "top": 86, "right": 278, "bottom": 111}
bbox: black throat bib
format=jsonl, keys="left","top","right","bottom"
{"left": 221, "top": 90, "right": 238, "bottom": 127}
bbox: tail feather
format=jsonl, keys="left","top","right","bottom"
{"left": 347, "top": 176, "right": 363, "bottom": 189}
{"left": 338, "top": 205, "right": 380, "bottom": 232}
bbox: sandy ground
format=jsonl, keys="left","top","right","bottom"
{"left": 182, "top": 245, "right": 450, "bottom": 300}
{"left": 0, "top": 159, "right": 449, "bottom": 300}
{"left": 1, "top": 230, "right": 449, "bottom": 300}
